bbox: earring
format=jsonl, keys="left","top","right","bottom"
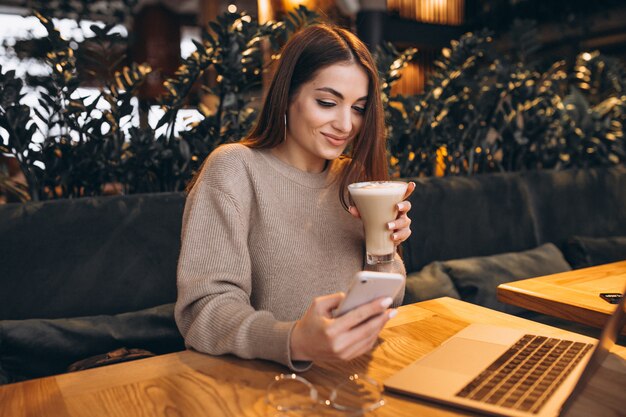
{"left": 283, "top": 114, "right": 287, "bottom": 143}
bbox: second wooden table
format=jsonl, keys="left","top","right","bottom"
{"left": 497, "top": 261, "right": 626, "bottom": 334}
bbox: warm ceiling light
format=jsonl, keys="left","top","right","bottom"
{"left": 581, "top": 52, "right": 592, "bottom": 61}
{"left": 257, "top": 0, "right": 270, "bottom": 23}
{"left": 227, "top": 4, "right": 237, "bottom": 13}
{"left": 388, "top": 0, "right": 464, "bottom": 26}
{"left": 286, "top": 0, "right": 309, "bottom": 6}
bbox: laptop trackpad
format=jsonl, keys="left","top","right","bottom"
{"left": 418, "top": 337, "right": 510, "bottom": 376}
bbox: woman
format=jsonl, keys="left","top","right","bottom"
{"left": 175, "top": 23, "right": 414, "bottom": 371}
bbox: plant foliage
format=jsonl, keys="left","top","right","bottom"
{"left": 0, "top": 7, "right": 318, "bottom": 200}
{"left": 385, "top": 26, "right": 626, "bottom": 178}
{"left": 0, "top": 9, "right": 624, "bottom": 202}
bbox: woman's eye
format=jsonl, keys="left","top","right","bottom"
{"left": 352, "top": 106, "right": 365, "bottom": 114}
{"left": 316, "top": 99, "right": 335, "bottom": 107}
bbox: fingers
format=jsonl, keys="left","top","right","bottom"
{"left": 291, "top": 293, "right": 347, "bottom": 361}
{"left": 387, "top": 188, "right": 413, "bottom": 244}
{"left": 396, "top": 182, "right": 414, "bottom": 220}
{"left": 388, "top": 211, "right": 412, "bottom": 243}
{"left": 296, "top": 294, "right": 397, "bottom": 362}
{"left": 387, "top": 213, "right": 411, "bottom": 231}
{"left": 311, "top": 292, "right": 345, "bottom": 317}
{"left": 336, "top": 331, "right": 379, "bottom": 360}
{"left": 403, "top": 181, "right": 416, "bottom": 200}
{"left": 391, "top": 227, "right": 411, "bottom": 245}
{"left": 333, "top": 296, "right": 392, "bottom": 332}
{"left": 348, "top": 205, "right": 361, "bottom": 219}
{"left": 333, "top": 308, "right": 394, "bottom": 360}
{"left": 396, "top": 200, "right": 412, "bottom": 215}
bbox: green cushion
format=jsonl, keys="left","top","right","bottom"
{"left": 561, "top": 235, "right": 626, "bottom": 269}
{"left": 0, "top": 304, "right": 183, "bottom": 384}
{"left": 442, "top": 243, "right": 572, "bottom": 314}
{"left": 403, "top": 262, "right": 461, "bottom": 305}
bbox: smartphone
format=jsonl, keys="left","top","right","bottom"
{"left": 600, "top": 293, "right": 623, "bottom": 304}
{"left": 332, "top": 271, "right": 405, "bottom": 318}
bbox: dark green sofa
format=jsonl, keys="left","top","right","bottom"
{"left": 0, "top": 192, "right": 186, "bottom": 383}
{"left": 1, "top": 166, "right": 625, "bottom": 384}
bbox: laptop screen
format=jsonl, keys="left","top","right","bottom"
{"left": 559, "top": 287, "right": 626, "bottom": 415}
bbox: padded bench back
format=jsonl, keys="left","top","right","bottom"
{"left": 3, "top": 167, "right": 624, "bottom": 318}
{"left": 403, "top": 166, "right": 626, "bottom": 273}
{"left": 403, "top": 172, "right": 539, "bottom": 272}
{"left": 0, "top": 192, "right": 186, "bottom": 320}
{"left": 520, "top": 167, "right": 626, "bottom": 244}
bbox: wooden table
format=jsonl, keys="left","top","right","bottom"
{"left": 1, "top": 297, "right": 624, "bottom": 417}
{"left": 497, "top": 261, "right": 626, "bottom": 334}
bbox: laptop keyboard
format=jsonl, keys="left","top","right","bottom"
{"left": 456, "top": 334, "right": 594, "bottom": 414}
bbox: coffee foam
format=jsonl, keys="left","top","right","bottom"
{"left": 348, "top": 181, "right": 407, "bottom": 195}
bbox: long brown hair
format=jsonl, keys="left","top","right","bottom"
{"left": 192, "top": 24, "right": 389, "bottom": 207}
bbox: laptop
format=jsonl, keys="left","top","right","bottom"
{"left": 384, "top": 288, "right": 626, "bottom": 417}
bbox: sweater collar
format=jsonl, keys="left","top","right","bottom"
{"left": 258, "top": 149, "right": 337, "bottom": 189}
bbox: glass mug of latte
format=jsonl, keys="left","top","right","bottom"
{"left": 348, "top": 181, "right": 408, "bottom": 265}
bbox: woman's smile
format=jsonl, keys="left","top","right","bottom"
{"left": 322, "top": 132, "right": 350, "bottom": 146}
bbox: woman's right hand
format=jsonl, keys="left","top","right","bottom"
{"left": 289, "top": 293, "right": 396, "bottom": 362}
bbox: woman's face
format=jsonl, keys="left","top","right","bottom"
{"left": 276, "top": 62, "right": 369, "bottom": 173}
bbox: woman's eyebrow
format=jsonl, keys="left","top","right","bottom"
{"left": 315, "top": 87, "right": 368, "bottom": 102}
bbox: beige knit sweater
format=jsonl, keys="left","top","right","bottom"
{"left": 175, "top": 143, "right": 406, "bottom": 370}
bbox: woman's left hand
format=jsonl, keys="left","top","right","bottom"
{"left": 349, "top": 181, "right": 415, "bottom": 245}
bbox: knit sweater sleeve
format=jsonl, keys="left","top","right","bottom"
{"left": 174, "top": 148, "right": 309, "bottom": 371}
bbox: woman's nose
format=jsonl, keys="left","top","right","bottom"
{"left": 333, "top": 107, "right": 352, "bottom": 133}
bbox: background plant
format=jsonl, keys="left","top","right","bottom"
{"left": 1, "top": 9, "right": 624, "bottom": 202}
{"left": 0, "top": 67, "right": 40, "bottom": 199}
{"left": 0, "top": 7, "right": 318, "bottom": 201}
{"left": 386, "top": 21, "right": 626, "bottom": 178}
{"left": 158, "top": 7, "right": 318, "bottom": 176}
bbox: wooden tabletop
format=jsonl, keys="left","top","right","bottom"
{"left": 1, "top": 297, "right": 624, "bottom": 417}
{"left": 497, "top": 261, "right": 626, "bottom": 333}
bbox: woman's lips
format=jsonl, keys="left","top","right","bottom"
{"left": 322, "top": 133, "right": 349, "bottom": 146}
